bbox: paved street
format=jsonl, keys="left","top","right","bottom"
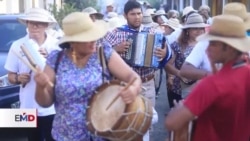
{"left": 151, "top": 71, "right": 170, "bottom": 141}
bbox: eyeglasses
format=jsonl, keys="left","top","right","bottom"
{"left": 27, "top": 21, "right": 48, "bottom": 28}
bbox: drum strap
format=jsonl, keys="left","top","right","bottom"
{"left": 97, "top": 47, "right": 111, "bottom": 83}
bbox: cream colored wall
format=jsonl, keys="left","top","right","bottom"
{"left": 0, "top": 0, "right": 61, "bottom": 14}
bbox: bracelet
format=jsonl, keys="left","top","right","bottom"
{"left": 15, "top": 74, "right": 21, "bottom": 84}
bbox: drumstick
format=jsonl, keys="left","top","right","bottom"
{"left": 106, "top": 78, "right": 137, "bottom": 110}
{"left": 12, "top": 50, "right": 54, "bottom": 87}
{"left": 20, "top": 45, "right": 37, "bottom": 67}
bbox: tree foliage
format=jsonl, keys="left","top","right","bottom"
{"left": 64, "top": 0, "right": 98, "bottom": 11}
{"left": 48, "top": 3, "right": 77, "bottom": 26}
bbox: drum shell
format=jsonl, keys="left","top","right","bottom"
{"left": 86, "top": 80, "right": 153, "bottom": 141}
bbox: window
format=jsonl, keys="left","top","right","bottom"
{"left": 0, "top": 20, "right": 26, "bottom": 52}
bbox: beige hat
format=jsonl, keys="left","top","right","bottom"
{"left": 18, "top": 8, "right": 56, "bottom": 25}
{"left": 107, "top": 12, "right": 118, "bottom": 19}
{"left": 106, "top": 0, "right": 114, "bottom": 7}
{"left": 223, "top": 2, "right": 250, "bottom": 30}
{"left": 82, "top": 7, "right": 104, "bottom": 19}
{"left": 58, "top": 12, "right": 108, "bottom": 46}
{"left": 145, "top": 8, "right": 156, "bottom": 16}
{"left": 199, "top": 5, "right": 211, "bottom": 12}
{"left": 162, "top": 18, "right": 180, "bottom": 30}
{"left": 182, "top": 6, "right": 197, "bottom": 17}
{"left": 154, "top": 9, "right": 167, "bottom": 17}
{"left": 197, "top": 15, "right": 250, "bottom": 53}
{"left": 182, "top": 13, "right": 208, "bottom": 29}
{"left": 142, "top": 12, "right": 158, "bottom": 27}
{"left": 108, "top": 17, "right": 122, "bottom": 31}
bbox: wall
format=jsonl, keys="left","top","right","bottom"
{"left": 0, "top": 0, "right": 62, "bottom": 14}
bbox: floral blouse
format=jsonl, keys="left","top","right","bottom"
{"left": 170, "top": 41, "right": 194, "bottom": 95}
{"left": 47, "top": 44, "right": 113, "bottom": 141}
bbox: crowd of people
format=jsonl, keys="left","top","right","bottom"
{"left": 3, "top": 0, "right": 250, "bottom": 141}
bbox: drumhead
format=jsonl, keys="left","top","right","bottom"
{"left": 89, "top": 83, "right": 126, "bottom": 132}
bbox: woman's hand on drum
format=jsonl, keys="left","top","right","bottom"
{"left": 119, "top": 84, "right": 138, "bottom": 104}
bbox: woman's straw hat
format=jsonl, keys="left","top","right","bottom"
{"left": 162, "top": 18, "right": 180, "bottom": 30}
{"left": 18, "top": 8, "right": 56, "bottom": 25}
{"left": 58, "top": 12, "right": 108, "bottom": 47}
{"left": 182, "top": 6, "right": 197, "bottom": 17}
{"left": 82, "top": 7, "right": 104, "bottom": 19}
{"left": 197, "top": 15, "right": 250, "bottom": 53}
{"left": 223, "top": 2, "right": 250, "bottom": 30}
{"left": 182, "top": 13, "right": 208, "bottom": 29}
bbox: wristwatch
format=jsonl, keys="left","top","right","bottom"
{"left": 15, "top": 74, "right": 21, "bottom": 84}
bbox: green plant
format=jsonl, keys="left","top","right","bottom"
{"left": 64, "top": 0, "right": 98, "bottom": 11}
{"left": 48, "top": 3, "right": 78, "bottom": 27}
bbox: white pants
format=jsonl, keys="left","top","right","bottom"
{"left": 141, "top": 79, "right": 156, "bottom": 107}
{"left": 143, "top": 108, "right": 158, "bottom": 141}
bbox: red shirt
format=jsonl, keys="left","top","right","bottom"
{"left": 184, "top": 61, "right": 250, "bottom": 141}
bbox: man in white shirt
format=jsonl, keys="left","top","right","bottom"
{"left": 4, "top": 8, "right": 60, "bottom": 141}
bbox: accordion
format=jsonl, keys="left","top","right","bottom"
{"left": 125, "top": 33, "right": 165, "bottom": 68}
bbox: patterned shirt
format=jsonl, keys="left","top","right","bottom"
{"left": 104, "top": 25, "right": 156, "bottom": 79}
{"left": 170, "top": 41, "right": 194, "bottom": 95}
{"left": 47, "top": 44, "right": 113, "bottom": 141}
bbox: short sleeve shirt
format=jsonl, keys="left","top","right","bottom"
{"left": 47, "top": 44, "right": 113, "bottom": 141}
{"left": 4, "top": 34, "right": 59, "bottom": 116}
{"left": 184, "top": 61, "right": 250, "bottom": 141}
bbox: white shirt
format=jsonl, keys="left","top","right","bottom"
{"left": 185, "top": 41, "right": 211, "bottom": 72}
{"left": 167, "top": 28, "right": 182, "bottom": 45}
{"left": 4, "top": 34, "right": 60, "bottom": 116}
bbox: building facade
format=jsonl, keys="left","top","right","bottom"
{"left": 0, "top": 0, "right": 62, "bottom": 14}
{"left": 165, "top": 0, "right": 250, "bottom": 16}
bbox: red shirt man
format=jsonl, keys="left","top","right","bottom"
{"left": 165, "top": 15, "right": 250, "bottom": 141}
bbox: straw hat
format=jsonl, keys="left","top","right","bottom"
{"left": 107, "top": 12, "right": 118, "bottom": 19}
{"left": 182, "top": 6, "right": 197, "bottom": 17}
{"left": 145, "top": 8, "right": 156, "bottom": 16}
{"left": 162, "top": 18, "right": 180, "bottom": 30}
{"left": 82, "top": 7, "right": 104, "bottom": 19}
{"left": 182, "top": 13, "right": 208, "bottom": 29}
{"left": 142, "top": 12, "right": 158, "bottom": 27}
{"left": 199, "top": 5, "right": 210, "bottom": 12}
{"left": 18, "top": 8, "right": 56, "bottom": 25}
{"left": 108, "top": 17, "right": 123, "bottom": 31}
{"left": 153, "top": 9, "right": 167, "bottom": 17}
{"left": 106, "top": 0, "right": 114, "bottom": 7}
{"left": 223, "top": 2, "right": 250, "bottom": 30}
{"left": 58, "top": 12, "right": 108, "bottom": 47}
{"left": 197, "top": 15, "right": 250, "bottom": 53}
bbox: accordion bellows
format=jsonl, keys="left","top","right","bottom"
{"left": 126, "top": 33, "right": 165, "bottom": 68}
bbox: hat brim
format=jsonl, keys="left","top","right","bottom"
{"left": 17, "top": 17, "right": 56, "bottom": 25}
{"left": 182, "top": 23, "right": 208, "bottom": 29}
{"left": 162, "top": 23, "right": 179, "bottom": 30}
{"left": 91, "top": 13, "right": 104, "bottom": 19}
{"left": 197, "top": 33, "right": 250, "bottom": 53}
{"left": 244, "top": 13, "right": 250, "bottom": 30}
{"left": 58, "top": 20, "right": 108, "bottom": 48}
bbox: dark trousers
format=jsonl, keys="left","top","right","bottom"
{"left": 167, "top": 90, "right": 182, "bottom": 108}
{"left": 27, "top": 114, "right": 55, "bottom": 141}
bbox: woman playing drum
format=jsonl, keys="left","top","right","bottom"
{"left": 34, "top": 12, "right": 142, "bottom": 141}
